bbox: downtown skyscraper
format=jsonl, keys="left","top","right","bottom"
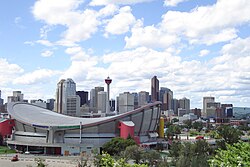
{"left": 151, "top": 76, "right": 159, "bottom": 102}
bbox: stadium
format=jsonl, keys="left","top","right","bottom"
{"left": 7, "top": 102, "right": 161, "bottom": 155}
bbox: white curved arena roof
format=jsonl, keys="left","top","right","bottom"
{"left": 7, "top": 102, "right": 161, "bottom": 129}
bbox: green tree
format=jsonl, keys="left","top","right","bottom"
{"left": 122, "top": 145, "right": 144, "bottom": 164}
{"left": 102, "top": 137, "right": 137, "bottom": 155}
{"left": 192, "top": 122, "right": 203, "bottom": 132}
{"left": 183, "top": 120, "right": 192, "bottom": 129}
{"left": 217, "top": 125, "right": 243, "bottom": 144}
{"left": 166, "top": 125, "right": 181, "bottom": 140}
{"left": 143, "top": 150, "right": 161, "bottom": 166}
{"left": 209, "top": 141, "right": 250, "bottom": 166}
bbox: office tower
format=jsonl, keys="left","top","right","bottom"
{"left": 7, "top": 91, "right": 24, "bottom": 102}
{"left": 138, "top": 91, "right": 149, "bottom": 107}
{"left": 95, "top": 87, "right": 104, "bottom": 112}
{"left": 151, "top": 76, "right": 159, "bottom": 102}
{"left": 97, "top": 91, "right": 107, "bottom": 113}
{"left": 203, "top": 96, "right": 215, "bottom": 116}
{"left": 0, "top": 90, "right": 3, "bottom": 105}
{"left": 76, "top": 91, "right": 88, "bottom": 107}
{"left": 90, "top": 89, "right": 95, "bottom": 108}
{"left": 132, "top": 92, "right": 139, "bottom": 109}
{"left": 178, "top": 97, "right": 190, "bottom": 112}
{"left": 172, "top": 98, "right": 179, "bottom": 115}
{"left": 109, "top": 99, "right": 115, "bottom": 112}
{"left": 118, "top": 92, "right": 134, "bottom": 114}
{"left": 116, "top": 96, "right": 119, "bottom": 112}
{"left": 160, "top": 87, "right": 173, "bottom": 111}
{"left": 55, "top": 78, "right": 80, "bottom": 116}
{"left": 46, "top": 99, "right": 55, "bottom": 111}
{"left": 221, "top": 104, "right": 233, "bottom": 118}
{"left": 105, "top": 77, "right": 112, "bottom": 113}
{"left": 191, "top": 108, "right": 202, "bottom": 118}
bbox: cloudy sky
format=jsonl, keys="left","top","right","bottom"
{"left": 0, "top": 0, "right": 250, "bottom": 108}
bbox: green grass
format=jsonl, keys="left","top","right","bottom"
{"left": 0, "top": 146, "right": 16, "bottom": 154}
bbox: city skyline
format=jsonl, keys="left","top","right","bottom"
{"left": 0, "top": 0, "right": 250, "bottom": 108}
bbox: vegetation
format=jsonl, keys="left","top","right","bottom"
{"left": 0, "top": 146, "right": 16, "bottom": 154}
{"left": 102, "top": 137, "right": 137, "bottom": 155}
{"left": 94, "top": 152, "right": 148, "bottom": 167}
{"left": 166, "top": 125, "right": 181, "bottom": 139}
{"left": 169, "top": 140, "right": 210, "bottom": 167}
{"left": 192, "top": 122, "right": 203, "bottom": 132}
{"left": 209, "top": 142, "right": 250, "bottom": 166}
{"left": 34, "top": 158, "right": 47, "bottom": 167}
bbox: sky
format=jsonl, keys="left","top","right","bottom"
{"left": 0, "top": 0, "right": 250, "bottom": 108}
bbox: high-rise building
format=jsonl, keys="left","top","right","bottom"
{"left": 178, "top": 97, "right": 190, "bottom": 112}
{"left": 54, "top": 78, "right": 80, "bottom": 116}
{"left": 132, "top": 92, "right": 139, "bottom": 109}
{"left": 90, "top": 89, "right": 95, "bottom": 108}
{"left": 119, "top": 92, "right": 134, "bottom": 114}
{"left": 76, "top": 91, "right": 88, "bottom": 107}
{"left": 203, "top": 96, "right": 215, "bottom": 116}
{"left": 46, "top": 99, "right": 55, "bottom": 111}
{"left": 30, "top": 99, "right": 47, "bottom": 108}
{"left": 172, "top": 98, "right": 179, "bottom": 115}
{"left": 160, "top": 87, "right": 173, "bottom": 111}
{"left": 151, "top": 76, "right": 159, "bottom": 102}
{"left": 97, "top": 91, "right": 107, "bottom": 113}
{"left": 0, "top": 90, "right": 3, "bottom": 106}
{"left": 110, "top": 99, "right": 115, "bottom": 112}
{"left": 7, "top": 91, "right": 24, "bottom": 103}
{"left": 138, "top": 91, "right": 149, "bottom": 107}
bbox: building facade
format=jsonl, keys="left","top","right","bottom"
{"left": 119, "top": 92, "right": 134, "bottom": 114}
{"left": 151, "top": 76, "right": 159, "bottom": 102}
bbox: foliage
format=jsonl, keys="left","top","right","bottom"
{"left": 95, "top": 152, "right": 148, "bottom": 167}
{"left": 183, "top": 120, "right": 192, "bottom": 129}
{"left": 216, "top": 125, "right": 243, "bottom": 149}
{"left": 0, "top": 134, "right": 3, "bottom": 145}
{"left": 102, "top": 137, "right": 137, "bottom": 155}
{"left": 209, "top": 141, "right": 250, "bottom": 166}
{"left": 34, "top": 158, "right": 47, "bottom": 167}
{"left": 169, "top": 140, "right": 210, "bottom": 167}
{"left": 189, "top": 130, "right": 200, "bottom": 136}
{"left": 192, "top": 122, "right": 203, "bottom": 132}
{"left": 208, "top": 130, "right": 221, "bottom": 139}
{"left": 171, "top": 118, "right": 179, "bottom": 123}
{"left": 166, "top": 125, "right": 181, "bottom": 139}
{"left": 142, "top": 150, "right": 161, "bottom": 166}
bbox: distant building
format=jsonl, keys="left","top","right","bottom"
{"left": 160, "top": 87, "right": 173, "bottom": 111}
{"left": 119, "top": 92, "right": 134, "bottom": 114}
{"left": 89, "top": 87, "right": 104, "bottom": 112}
{"left": 191, "top": 108, "right": 201, "bottom": 118}
{"left": 178, "top": 97, "right": 190, "bottom": 113}
{"left": 203, "top": 96, "right": 215, "bottom": 116}
{"left": 97, "top": 91, "right": 107, "bottom": 113}
{"left": 7, "top": 91, "right": 24, "bottom": 103}
{"left": 0, "top": 90, "right": 3, "bottom": 106}
{"left": 46, "top": 99, "right": 55, "bottom": 111}
{"left": 109, "top": 99, "right": 115, "bottom": 112}
{"left": 54, "top": 78, "right": 80, "bottom": 116}
{"left": 30, "top": 99, "right": 47, "bottom": 108}
{"left": 76, "top": 91, "right": 88, "bottom": 107}
{"left": 132, "top": 92, "right": 139, "bottom": 109}
{"left": 172, "top": 99, "right": 179, "bottom": 115}
{"left": 0, "top": 90, "right": 4, "bottom": 113}
{"left": 151, "top": 76, "right": 159, "bottom": 102}
{"left": 138, "top": 91, "right": 149, "bottom": 107}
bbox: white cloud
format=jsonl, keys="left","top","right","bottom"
{"left": 13, "top": 69, "right": 61, "bottom": 85}
{"left": 36, "top": 40, "right": 53, "bottom": 47}
{"left": 199, "top": 49, "right": 210, "bottom": 57}
{"left": 41, "top": 50, "right": 53, "bottom": 57}
{"left": 0, "top": 58, "right": 24, "bottom": 86}
{"left": 32, "top": 0, "right": 99, "bottom": 44}
{"left": 164, "top": 0, "right": 188, "bottom": 7}
{"left": 161, "top": 0, "right": 250, "bottom": 44}
{"left": 104, "top": 6, "right": 136, "bottom": 36}
{"left": 89, "top": 0, "right": 153, "bottom": 6}
{"left": 126, "top": 0, "right": 250, "bottom": 49}
{"left": 125, "top": 19, "right": 179, "bottom": 48}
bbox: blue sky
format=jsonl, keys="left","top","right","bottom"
{"left": 0, "top": 0, "right": 250, "bottom": 108}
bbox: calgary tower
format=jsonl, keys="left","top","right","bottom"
{"left": 105, "top": 76, "right": 112, "bottom": 113}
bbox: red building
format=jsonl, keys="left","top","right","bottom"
{"left": 0, "top": 119, "right": 15, "bottom": 138}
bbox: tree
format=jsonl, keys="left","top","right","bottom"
{"left": 209, "top": 142, "right": 250, "bottom": 166}
{"left": 102, "top": 137, "right": 137, "bottom": 155}
{"left": 143, "top": 150, "right": 161, "bottom": 166}
{"left": 166, "top": 125, "right": 181, "bottom": 140}
{"left": 216, "top": 125, "right": 243, "bottom": 149}
{"left": 183, "top": 120, "right": 192, "bottom": 129}
{"left": 169, "top": 140, "right": 210, "bottom": 167}
{"left": 122, "top": 145, "right": 144, "bottom": 164}
{"left": 192, "top": 122, "right": 203, "bottom": 132}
